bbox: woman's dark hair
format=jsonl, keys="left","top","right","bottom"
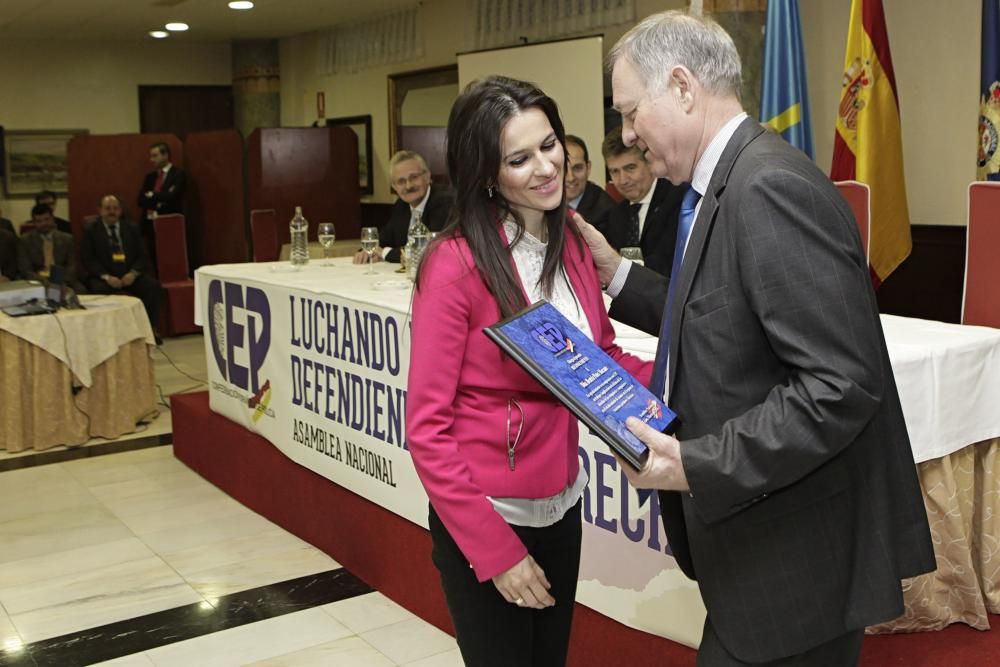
{"left": 425, "top": 75, "right": 577, "bottom": 318}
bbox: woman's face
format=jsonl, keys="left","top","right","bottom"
{"left": 496, "top": 107, "right": 564, "bottom": 221}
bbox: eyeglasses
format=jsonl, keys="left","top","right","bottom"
{"left": 392, "top": 172, "right": 426, "bottom": 189}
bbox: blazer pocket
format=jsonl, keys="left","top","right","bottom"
{"left": 685, "top": 286, "right": 728, "bottom": 321}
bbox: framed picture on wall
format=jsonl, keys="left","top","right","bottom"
{"left": 327, "top": 115, "right": 373, "bottom": 196}
{"left": 2, "top": 129, "right": 88, "bottom": 198}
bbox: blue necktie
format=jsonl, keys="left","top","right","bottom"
{"left": 649, "top": 185, "right": 702, "bottom": 399}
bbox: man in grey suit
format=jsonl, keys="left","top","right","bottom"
{"left": 581, "top": 11, "right": 934, "bottom": 665}
{"left": 17, "top": 204, "right": 82, "bottom": 291}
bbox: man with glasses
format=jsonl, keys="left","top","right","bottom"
{"left": 352, "top": 150, "right": 454, "bottom": 264}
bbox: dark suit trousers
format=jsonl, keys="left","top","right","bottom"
{"left": 86, "top": 274, "right": 161, "bottom": 329}
{"left": 428, "top": 501, "right": 581, "bottom": 667}
{"left": 698, "top": 617, "right": 863, "bottom": 667}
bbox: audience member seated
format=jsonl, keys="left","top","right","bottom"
{"left": 353, "top": 150, "right": 455, "bottom": 264}
{"left": 27, "top": 191, "right": 73, "bottom": 234}
{"left": 597, "top": 126, "right": 684, "bottom": 278}
{"left": 0, "top": 201, "right": 14, "bottom": 236}
{"left": 82, "top": 195, "right": 162, "bottom": 342}
{"left": 137, "top": 142, "right": 187, "bottom": 266}
{"left": 17, "top": 204, "right": 84, "bottom": 293}
{"left": 565, "top": 134, "right": 616, "bottom": 229}
{"left": 0, "top": 226, "right": 17, "bottom": 282}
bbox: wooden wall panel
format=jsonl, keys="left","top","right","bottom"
{"left": 399, "top": 126, "right": 448, "bottom": 186}
{"left": 247, "top": 127, "right": 361, "bottom": 246}
{"left": 185, "top": 130, "right": 248, "bottom": 266}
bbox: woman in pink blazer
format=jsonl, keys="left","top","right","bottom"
{"left": 407, "top": 76, "right": 651, "bottom": 666}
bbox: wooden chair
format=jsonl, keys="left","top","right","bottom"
{"left": 962, "top": 181, "right": 1000, "bottom": 328}
{"left": 250, "top": 209, "right": 279, "bottom": 262}
{"left": 834, "top": 180, "right": 871, "bottom": 262}
{"left": 154, "top": 213, "right": 198, "bottom": 335}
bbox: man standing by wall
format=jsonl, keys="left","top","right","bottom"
{"left": 137, "top": 142, "right": 187, "bottom": 265}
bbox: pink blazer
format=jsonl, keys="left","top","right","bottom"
{"left": 407, "top": 223, "right": 652, "bottom": 582}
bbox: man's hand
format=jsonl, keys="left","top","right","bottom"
{"left": 616, "top": 417, "right": 689, "bottom": 492}
{"left": 121, "top": 271, "right": 137, "bottom": 287}
{"left": 352, "top": 248, "right": 384, "bottom": 264}
{"left": 105, "top": 275, "right": 123, "bottom": 290}
{"left": 492, "top": 554, "right": 554, "bottom": 609}
{"left": 571, "top": 211, "right": 622, "bottom": 287}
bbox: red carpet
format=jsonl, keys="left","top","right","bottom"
{"left": 172, "top": 391, "right": 999, "bottom": 666}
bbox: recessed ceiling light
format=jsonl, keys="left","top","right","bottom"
{"left": 150, "top": 30, "right": 169, "bottom": 38}
{"left": 228, "top": 1, "right": 255, "bottom": 9}
{"left": 165, "top": 22, "right": 189, "bottom": 32}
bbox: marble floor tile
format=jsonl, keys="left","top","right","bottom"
{"left": 0, "top": 603, "right": 20, "bottom": 646}
{"left": 0, "top": 537, "right": 153, "bottom": 591}
{"left": 404, "top": 648, "right": 466, "bottom": 667}
{"left": 3, "top": 556, "right": 202, "bottom": 642}
{"left": 0, "top": 504, "right": 135, "bottom": 565}
{"left": 360, "top": 617, "right": 458, "bottom": 665}
{"left": 0, "top": 462, "right": 79, "bottom": 493}
{"left": 183, "top": 544, "right": 339, "bottom": 600}
{"left": 98, "top": 480, "right": 232, "bottom": 520}
{"left": 245, "top": 635, "right": 395, "bottom": 667}
{"left": 137, "top": 510, "right": 281, "bottom": 556}
{"left": 89, "top": 653, "right": 157, "bottom": 666}
{"left": 159, "top": 527, "right": 322, "bottom": 580}
{"left": 144, "top": 607, "right": 351, "bottom": 667}
{"left": 0, "top": 475, "right": 100, "bottom": 524}
{"left": 113, "top": 495, "right": 250, "bottom": 538}
{"left": 59, "top": 455, "right": 153, "bottom": 489}
{"left": 323, "top": 591, "right": 415, "bottom": 635}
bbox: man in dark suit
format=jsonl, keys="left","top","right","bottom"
{"left": 32, "top": 191, "right": 72, "bottom": 234}
{"left": 0, "top": 200, "right": 15, "bottom": 237}
{"left": 582, "top": 11, "right": 934, "bottom": 665}
{"left": 352, "top": 150, "right": 454, "bottom": 264}
{"left": 0, "top": 226, "right": 17, "bottom": 282}
{"left": 597, "top": 126, "right": 683, "bottom": 278}
{"left": 82, "top": 195, "right": 161, "bottom": 340}
{"left": 137, "top": 142, "right": 186, "bottom": 265}
{"left": 564, "top": 134, "right": 616, "bottom": 229}
{"left": 17, "top": 203, "right": 83, "bottom": 292}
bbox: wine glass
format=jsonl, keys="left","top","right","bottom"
{"left": 360, "top": 227, "right": 379, "bottom": 275}
{"left": 318, "top": 222, "right": 336, "bottom": 265}
{"left": 620, "top": 246, "right": 644, "bottom": 266}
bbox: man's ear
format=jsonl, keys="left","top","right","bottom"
{"left": 669, "top": 65, "right": 696, "bottom": 110}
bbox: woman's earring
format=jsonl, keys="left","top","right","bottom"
{"left": 487, "top": 185, "right": 494, "bottom": 198}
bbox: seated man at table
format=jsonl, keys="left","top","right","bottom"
{"left": 81, "top": 195, "right": 161, "bottom": 341}
{"left": 565, "top": 134, "right": 616, "bottom": 229}
{"left": 30, "top": 191, "right": 73, "bottom": 234}
{"left": 0, "top": 225, "right": 17, "bottom": 282}
{"left": 352, "top": 150, "right": 454, "bottom": 264}
{"left": 17, "top": 203, "right": 84, "bottom": 292}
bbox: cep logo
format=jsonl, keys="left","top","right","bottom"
{"left": 533, "top": 322, "right": 567, "bottom": 354}
{"left": 208, "top": 280, "right": 271, "bottom": 395}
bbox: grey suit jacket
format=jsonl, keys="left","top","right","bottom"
{"left": 610, "top": 117, "right": 934, "bottom": 662}
{"left": 17, "top": 230, "right": 79, "bottom": 285}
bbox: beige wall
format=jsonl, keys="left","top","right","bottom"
{"left": 0, "top": 39, "right": 231, "bottom": 225}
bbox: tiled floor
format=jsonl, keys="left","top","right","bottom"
{"left": 0, "top": 335, "right": 461, "bottom": 666}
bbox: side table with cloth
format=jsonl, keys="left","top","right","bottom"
{"left": 194, "top": 259, "right": 1000, "bottom": 643}
{"left": 0, "top": 295, "right": 157, "bottom": 452}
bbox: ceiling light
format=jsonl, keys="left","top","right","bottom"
{"left": 150, "top": 30, "right": 169, "bottom": 38}
{"left": 165, "top": 22, "right": 189, "bottom": 32}
{"left": 228, "top": 1, "right": 255, "bottom": 9}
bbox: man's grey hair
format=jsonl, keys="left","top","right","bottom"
{"left": 608, "top": 10, "right": 742, "bottom": 98}
{"left": 389, "top": 150, "right": 429, "bottom": 173}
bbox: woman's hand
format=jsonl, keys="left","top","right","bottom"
{"left": 492, "top": 554, "right": 554, "bottom": 609}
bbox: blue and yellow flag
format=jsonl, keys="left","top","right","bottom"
{"left": 760, "top": 0, "right": 814, "bottom": 159}
{"left": 979, "top": 0, "right": 1000, "bottom": 180}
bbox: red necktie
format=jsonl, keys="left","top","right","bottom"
{"left": 154, "top": 170, "right": 166, "bottom": 192}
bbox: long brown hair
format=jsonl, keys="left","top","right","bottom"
{"left": 420, "top": 75, "right": 579, "bottom": 318}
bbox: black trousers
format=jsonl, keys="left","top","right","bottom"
{"left": 86, "top": 274, "right": 161, "bottom": 329}
{"left": 428, "top": 501, "right": 582, "bottom": 667}
{"left": 698, "top": 617, "right": 864, "bottom": 667}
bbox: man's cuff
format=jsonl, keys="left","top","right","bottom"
{"left": 381, "top": 246, "right": 391, "bottom": 259}
{"left": 605, "top": 258, "right": 632, "bottom": 298}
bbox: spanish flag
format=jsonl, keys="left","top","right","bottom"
{"left": 830, "top": 0, "right": 910, "bottom": 286}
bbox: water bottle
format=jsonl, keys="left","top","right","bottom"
{"left": 406, "top": 210, "right": 429, "bottom": 281}
{"left": 290, "top": 206, "right": 309, "bottom": 267}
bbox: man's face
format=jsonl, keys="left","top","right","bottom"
{"left": 612, "top": 59, "right": 697, "bottom": 186}
{"left": 606, "top": 150, "right": 655, "bottom": 203}
{"left": 149, "top": 147, "right": 169, "bottom": 169}
{"left": 33, "top": 212, "right": 55, "bottom": 233}
{"left": 100, "top": 198, "right": 122, "bottom": 224}
{"left": 564, "top": 143, "right": 591, "bottom": 202}
{"left": 390, "top": 159, "right": 431, "bottom": 206}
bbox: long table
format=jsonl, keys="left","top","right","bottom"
{"left": 0, "top": 295, "right": 157, "bottom": 452}
{"left": 194, "top": 258, "right": 1000, "bottom": 643}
